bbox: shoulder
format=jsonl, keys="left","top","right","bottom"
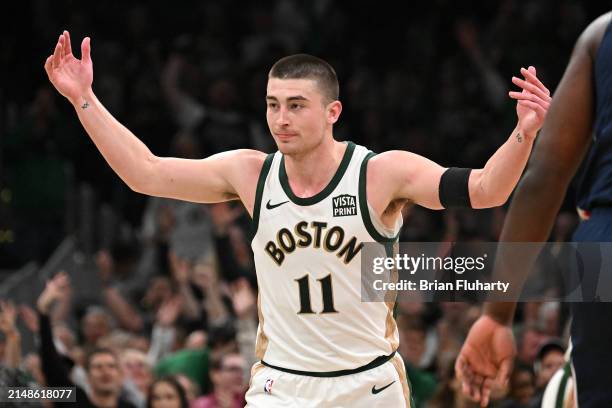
{"left": 578, "top": 12, "right": 612, "bottom": 57}
{"left": 222, "top": 149, "right": 270, "bottom": 180}
{"left": 367, "top": 150, "right": 410, "bottom": 171}
{"left": 367, "top": 150, "right": 442, "bottom": 180}
{"left": 364, "top": 151, "right": 402, "bottom": 185}
{"left": 223, "top": 149, "right": 268, "bottom": 168}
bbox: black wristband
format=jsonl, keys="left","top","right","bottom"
{"left": 439, "top": 167, "right": 473, "bottom": 209}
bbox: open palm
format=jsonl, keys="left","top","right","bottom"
{"left": 44, "top": 31, "right": 93, "bottom": 103}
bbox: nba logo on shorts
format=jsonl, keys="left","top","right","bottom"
{"left": 264, "top": 378, "right": 274, "bottom": 394}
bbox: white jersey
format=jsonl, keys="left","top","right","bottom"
{"left": 251, "top": 142, "right": 402, "bottom": 373}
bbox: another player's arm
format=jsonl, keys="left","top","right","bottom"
{"left": 45, "top": 31, "right": 265, "bottom": 211}
{"left": 456, "top": 13, "right": 611, "bottom": 408}
{"left": 484, "top": 12, "right": 611, "bottom": 325}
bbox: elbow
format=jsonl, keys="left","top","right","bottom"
{"left": 493, "top": 185, "right": 514, "bottom": 207}
{"left": 126, "top": 154, "right": 159, "bottom": 195}
{"left": 127, "top": 179, "right": 147, "bottom": 195}
{"left": 470, "top": 171, "right": 512, "bottom": 208}
{"left": 489, "top": 192, "right": 512, "bottom": 208}
{"left": 474, "top": 191, "right": 510, "bottom": 209}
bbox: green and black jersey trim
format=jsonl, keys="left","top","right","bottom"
{"left": 250, "top": 153, "right": 275, "bottom": 240}
{"left": 279, "top": 141, "right": 356, "bottom": 206}
{"left": 555, "top": 361, "right": 573, "bottom": 408}
{"left": 359, "top": 151, "right": 401, "bottom": 246}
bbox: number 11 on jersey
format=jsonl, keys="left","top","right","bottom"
{"left": 295, "top": 274, "right": 338, "bottom": 314}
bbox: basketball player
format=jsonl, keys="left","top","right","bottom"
{"left": 457, "top": 12, "right": 612, "bottom": 408}
{"left": 44, "top": 31, "right": 550, "bottom": 407}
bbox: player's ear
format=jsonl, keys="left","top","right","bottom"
{"left": 327, "top": 100, "right": 342, "bottom": 125}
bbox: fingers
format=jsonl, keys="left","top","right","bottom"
{"left": 81, "top": 37, "right": 91, "bottom": 63}
{"left": 455, "top": 353, "right": 469, "bottom": 381}
{"left": 462, "top": 379, "right": 480, "bottom": 403}
{"left": 511, "top": 76, "right": 551, "bottom": 102}
{"left": 52, "top": 36, "right": 63, "bottom": 69}
{"left": 480, "top": 377, "right": 494, "bottom": 407}
{"left": 496, "top": 358, "right": 513, "bottom": 388}
{"left": 63, "top": 30, "right": 72, "bottom": 57}
{"left": 520, "top": 66, "right": 550, "bottom": 96}
{"left": 471, "top": 373, "right": 484, "bottom": 401}
{"left": 44, "top": 55, "right": 53, "bottom": 75}
{"left": 508, "top": 90, "right": 550, "bottom": 107}
{"left": 456, "top": 356, "right": 482, "bottom": 403}
{"left": 516, "top": 99, "right": 547, "bottom": 119}
{"left": 46, "top": 32, "right": 90, "bottom": 76}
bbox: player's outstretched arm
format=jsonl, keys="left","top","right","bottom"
{"left": 44, "top": 31, "right": 265, "bottom": 209}
{"left": 370, "top": 66, "right": 550, "bottom": 210}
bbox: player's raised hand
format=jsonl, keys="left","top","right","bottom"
{"left": 44, "top": 31, "right": 93, "bottom": 103}
{"left": 509, "top": 66, "right": 551, "bottom": 140}
{"left": 455, "top": 315, "right": 515, "bottom": 407}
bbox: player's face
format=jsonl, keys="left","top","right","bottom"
{"left": 266, "top": 78, "right": 340, "bottom": 155}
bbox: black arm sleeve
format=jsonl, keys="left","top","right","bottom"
{"left": 38, "top": 312, "right": 74, "bottom": 387}
{"left": 439, "top": 167, "right": 473, "bottom": 209}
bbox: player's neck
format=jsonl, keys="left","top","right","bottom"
{"left": 284, "top": 137, "right": 346, "bottom": 198}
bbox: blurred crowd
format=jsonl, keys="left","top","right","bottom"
{"left": 1, "top": 0, "right": 608, "bottom": 407}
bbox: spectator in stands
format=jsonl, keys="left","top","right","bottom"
{"left": 174, "top": 373, "right": 200, "bottom": 405}
{"left": 498, "top": 364, "right": 537, "bottom": 408}
{"left": 528, "top": 339, "right": 566, "bottom": 408}
{"left": 36, "top": 272, "right": 136, "bottom": 407}
{"left": 0, "top": 301, "right": 20, "bottom": 369}
{"left": 516, "top": 323, "right": 547, "bottom": 365}
{"left": 397, "top": 314, "right": 437, "bottom": 407}
{"left": 192, "top": 352, "right": 246, "bottom": 408}
{"left": 80, "top": 307, "right": 115, "bottom": 347}
{"left": 146, "top": 376, "right": 189, "bottom": 408}
{"left": 120, "top": 348, "right": 154, "bottom": 406}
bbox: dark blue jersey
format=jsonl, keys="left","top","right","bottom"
{"left": 577, "top": 19, "right": 612, "bottom": 211}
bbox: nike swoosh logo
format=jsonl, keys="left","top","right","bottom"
{"left": 266, "top": 200, "right": 289, "bottom": 210}
{"left": 371, "top": 380, "right": 396, "bottom": 395}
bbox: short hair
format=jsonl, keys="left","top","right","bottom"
{"left": 269, "top": 54, "right": 339, "bottom": 103}
{"left": 85, "top": 347, "right": 118, "bottom": 371}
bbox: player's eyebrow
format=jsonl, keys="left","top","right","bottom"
{"left": 266, "top": 95, "right": 310, "bottom": 102}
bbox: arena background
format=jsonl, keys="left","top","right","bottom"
{"left": 0, "top": 1, "right": 609, "bottom": 407}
